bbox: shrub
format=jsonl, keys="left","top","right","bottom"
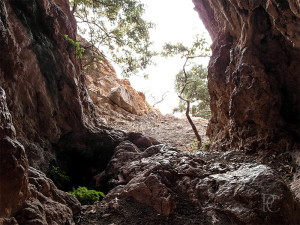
{"left": 48, "top": 165, "right": 69, "bottom": 189}
{"left": 201, "top": 142, "right": 212, "bottom": 151}
{"left": 65, "top": 35, "right": 85, "bottom": 59}
{"left": 49, "top": 165, "right": 70, "bottom": 181}
{"left": 69, "top": 186, "right": 105, "bottom": 205}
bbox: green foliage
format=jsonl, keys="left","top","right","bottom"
{"left": 192, "top": 138, "right": 200, "bottom": 151}
{"left": 173, "top": 64, "right": 211, "bottom": 119}
{"left": 161, "top": 34, "right": 211, "bottom": 119}
{"left": 161, "top": 34, "right": 211, "bottom": 59}
{"left": 69, "top": 186, "right": 105, "bottom": 205}
{"left": 48, "top": 165, "right": 70, "bottom": 189}
{"left": 65, "top": 35, "right": 85, "bottom": 58}
{"left": 201, "top": 142, "right": 211, "bottom": 151}
{"left": 49, "top": 165, "right": 70, "bottom": 181}
{"left": 70, "top": 0, "right": 156, "bottom": 77}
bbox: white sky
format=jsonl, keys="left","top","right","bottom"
{"left": 121, "top": 0, "right": 212, "bottom": 114}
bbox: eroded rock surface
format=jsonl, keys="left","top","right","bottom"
{"left": 193, "top": 0, "right": 300, "bottom": 152}
{"left": 0, "top": 0, "right": 115, "bottom": 223}
{"left": 15, "top": 167, "right": 81, "bottom": 225}
{"left": 0, "top": 0, "right": 118, "bottom": 173}
{"left": 1, "top": 0, "right": 300, "bottom": 224}
{"left": 0, "top": 88, "right": 29, "bottom": 219}
{"left": 79, "top": 142, "right": 300, "bottom": 225}
{"left": 0, "top": 87, "right": 81, "bottom": 225}
{"left": 81, "top": 37, "right": 154, "bottom": 117}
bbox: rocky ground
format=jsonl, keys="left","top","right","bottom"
{"left": 106, "top": 111, "right": 210, "bottom": 153}
{"left": 70, "top": 109, "right": 300, "bottom": 225}
{"left": 75, "top": 141, "right": 300, "bottom": 225}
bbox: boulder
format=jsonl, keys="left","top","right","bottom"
{"left": 15, "top": 167, "right": 81, "bottom": 225}
{"left": 79, "top": 142, "right": 300, "bottom": 224}
{"left": 109, "top": 86, "right": 139, "bottom": 114}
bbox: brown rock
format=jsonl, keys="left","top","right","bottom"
{"left": 192, "top": 0, "right": 300, "bottom": 152}
{"left": 127, "top": 132, "right": 161, "bottom": 150}
{"left": 0, "top": 88, "right": 29, "bottom": 218}
{"left": 0, "top": 0, "right": 86, "bottom": 223}
{"left": 0, "top": 0, "right": 103, "bottom": 172}
{"left": 0, "top": 82, "right": 80, "bottom": 225}
{"left": 109, "top": 86, "right": 139, "bottom": 114}
{"left": 83, "top": 142, "right": 300, "bottom": 224}
{"left": 80, "top": 36, "right": 155, "bottom": 117}
{"left": 15, "top": 167, "right": 81, "bottom": 225}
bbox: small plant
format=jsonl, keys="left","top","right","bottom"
{"left": 65, "top": 35, "right": 85, "bottom": 58}
{"left": 48, "top": 165, "right": 70, "bottom": 189}
{"left": 201, "top": 142, "right": 211, "bottom": 151}
{"left": 69, "top": 186, "right": 105, "bottom": 205}
{"left": 49, "top": 165, "right": 70, "bottom": 181}
{"left": 193, "top": 138, "right": 200, "bottom": 151}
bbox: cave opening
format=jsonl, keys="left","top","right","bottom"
{"left": 44, "top": 0, "right": 214, "bottom": 195}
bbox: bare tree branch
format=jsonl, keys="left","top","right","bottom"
{"left": 151, "top": 91, "right": 168, "bottom": 107}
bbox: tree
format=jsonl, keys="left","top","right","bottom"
{"left": 173, "top": 64, "right": 210, "bottom": 119}
{"left": 70, "top": 0, "right": 156, "bottom": 77}
{"left": 161, "top": 34, "right": 211, "bottom": 147}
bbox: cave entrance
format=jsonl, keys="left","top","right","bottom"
{"left": 120, "top": 0, "right": 212, "bottom": 118}
{"left": 75, "top": 0, "right": 212, "bottom": 118}
{"left": 49, "top": 0, "right": 212, "bottom": 194}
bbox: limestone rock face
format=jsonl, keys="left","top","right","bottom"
{"left": 192, "top": 0, "right": 300, "bottom": 152}
{"left": 80, "top": 142, "right": 300, "bottom": 224}
{"left": 0, "top": 88, "right": 81, "bottom": 224}
{"left": 0, "top": 0, "right": 118, "bottom": 223}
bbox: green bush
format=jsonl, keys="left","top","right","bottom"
{"left": 69, "top": 186, "right": 105, "bottom": 205}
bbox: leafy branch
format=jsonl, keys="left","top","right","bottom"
{"left": 161, "top": 34, "right": 211, "bottom": 148}
{"left": 69, "top": 0, "right": 157, "bottom": 77}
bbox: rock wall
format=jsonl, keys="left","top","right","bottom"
{"left": 0, "top": 0, "right": 126, "bottom": 171}
{"left": 193, "top": 0, "right": 300, "bottom": 152}
{"left": 0, "top": 88, "right": 29, "bottom": 219}
{"left": 0, "top": 0, "right": 123, "bottom": 222}
{"left": 1, "top": 0, "right": 80, "bottom": 171}
{"left": 1, "top": 0, "right": 299, "bottom": 223}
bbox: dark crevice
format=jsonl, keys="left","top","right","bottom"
{"left": 50, "top": 130, "right": 125, "bottom": 192}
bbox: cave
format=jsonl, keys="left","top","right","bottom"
{"left": 0, "top": 0, "right": 300, "bottom": 224}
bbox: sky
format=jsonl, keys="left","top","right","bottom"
{"left": 123, "top": 0, "right": 212, "bottom": 114}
